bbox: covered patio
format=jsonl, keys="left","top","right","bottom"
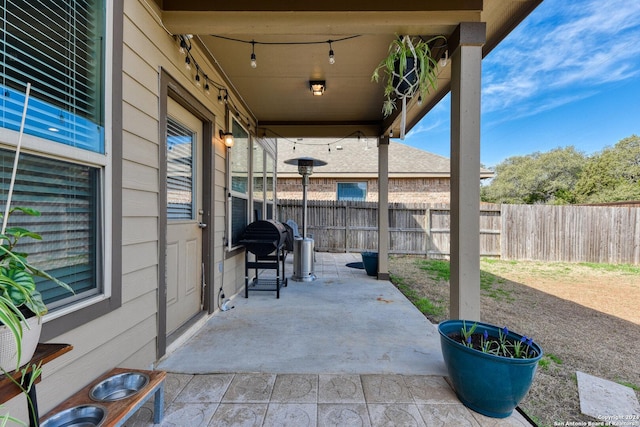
{"left": 0, "top": 2, "right": 549, "bottom": 424}
{"left": 131, "top": 253, "right": 533, "bottom": 426}
{"left": 159, "top": 0, "right": 543, "bottom": 322}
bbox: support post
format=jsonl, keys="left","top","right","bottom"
{"left": 377, "top": 136, "right": 390, "bottom": 280}
{"left": 449, "top": 22, "right": 485, "bottom": 320}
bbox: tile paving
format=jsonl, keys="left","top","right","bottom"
{"left": 127, "top": 372, "right": 532, "bottom": 426}
{"left": 126, "top": 253, "right": 533, "bottom": 426}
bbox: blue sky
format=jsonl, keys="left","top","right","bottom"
{"left": 402, "top": 0, "right": 640, "bottom": 168}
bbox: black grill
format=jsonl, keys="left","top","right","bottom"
{"left": 240, "top": 220, "right": 288, "bottom": 256}
{"left": 240, "top": 220, "right": 289, "bottom": 298}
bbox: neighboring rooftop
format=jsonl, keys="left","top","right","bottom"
{"left": 277, "top": 138, "right": 493, "bottom": 179}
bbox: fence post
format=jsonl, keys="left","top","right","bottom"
{"left": 425, "top": 205, "right": 431, "bottom": 256}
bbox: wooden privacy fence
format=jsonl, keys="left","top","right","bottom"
{"left": 500, "top": 204, "right": 640, "bottom": 264}
{"left": 277, "top": 199, "right": 640, "bottom": 265}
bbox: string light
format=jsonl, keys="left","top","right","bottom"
{"left": 175, "top": 35, "right": 256, "bottom": 130}
{"left": 328, "top": 40, "right": 335, "bottom": 64}
{"left": 210, "top": 35, "right": 360, "bottom": 69}
{"left": 250, "top": 41, "right": 257, "bottom": 68}
{"left": 439, "top": 50, "right": 449, "bottom": 68}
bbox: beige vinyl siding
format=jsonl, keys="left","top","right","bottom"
{"left": 2, "top": 0, "right": 249, "bottom": 418}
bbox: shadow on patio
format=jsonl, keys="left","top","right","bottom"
{"left": 131, "top": 252, "right": 532, "bottom": 426}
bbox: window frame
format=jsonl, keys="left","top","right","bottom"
{"left": 30, "top": 0, "right": 122, "bottom": 341}
{"left": 226, "top": 124, "right": 277, "bottom": 250}
{"left": 227, "top": 118, "right": 251, "bottom": 250}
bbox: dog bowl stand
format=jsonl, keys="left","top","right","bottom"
{"left": 41, "top": 367, "right": 166, "bottom": 426}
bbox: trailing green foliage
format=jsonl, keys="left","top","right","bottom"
{"left": 0, "top": 207, "right": 74, "bottom": 371}
{"left": 372, "top": 35, "right": 445, "bottom": 117}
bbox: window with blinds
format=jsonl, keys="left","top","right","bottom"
{"left": 167, "top": 117, "right": 194, "bottom": 220}
{"left": 0, "top": 148, "right": 99, "bottom": 307}
{"left": 0, "top": 0, "right": 105, "bottom": 153}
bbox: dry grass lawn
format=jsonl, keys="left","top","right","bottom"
{"left": 389, "top": 255, "right": 640, "bottom": 427}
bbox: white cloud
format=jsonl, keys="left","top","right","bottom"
{"left": 482, "top": 0, "right": 640, "bottom": 116}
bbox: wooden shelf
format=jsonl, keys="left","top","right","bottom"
{"left": 0, "top": 343, "right": 73, "bottom": 404}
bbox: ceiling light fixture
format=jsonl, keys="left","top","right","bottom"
{"left": 309, "top": 80, "right": 326, "bottom": 96}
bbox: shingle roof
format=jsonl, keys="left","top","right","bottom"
{"left": 277, "top": 138, "right": 493, "bottom": 178}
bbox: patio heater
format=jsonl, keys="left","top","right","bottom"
{"left": 284, "top": 157, "right": 327, "bottom": 282}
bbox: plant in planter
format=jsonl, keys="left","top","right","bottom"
{"left": 438, "top": 319, "right": 543, "bottom": 418}
{"left": 0, "top": 206, "right": 74, "bottom": 371}
{"left": 371, "top": 35, "right": 446, "bottom": 137}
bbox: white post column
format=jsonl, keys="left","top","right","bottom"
{"left": 449, "top": 22, "right": 485, "bottom": 320}
{"left": 377, "top": 136, "right": 390, "bottom": 280}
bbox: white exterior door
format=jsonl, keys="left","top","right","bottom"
{"left": 166, "top": 98, "right": 204, "bottom": 335}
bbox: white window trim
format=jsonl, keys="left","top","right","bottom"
{"left": 226, "top": 119, "right": 251, "bottom": 251}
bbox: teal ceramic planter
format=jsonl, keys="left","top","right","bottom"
{"left": 438, "top": 320, "right": 543, "bottom": 418}
{"left": 361, "top": 251, "right": 378, "bottom": 276}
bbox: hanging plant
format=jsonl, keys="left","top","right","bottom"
{"left": 372, "top": 35, "right": 446, "bottom": 138}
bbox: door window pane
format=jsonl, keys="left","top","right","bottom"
{"left": 167, "top": 117, "right": 195, "bottom": 220}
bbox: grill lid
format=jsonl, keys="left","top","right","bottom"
{"left": 240, "top": 220, "right": 288, "bottom": 256}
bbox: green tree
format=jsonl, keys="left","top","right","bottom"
{"left": 481, "top": 147, "right": 586, "bottom": 204}
{"left": 574, "top": 135, "right": 640, "bottom": 203}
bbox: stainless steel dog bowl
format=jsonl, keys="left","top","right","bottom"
{"left": 89, "top": 372, "right": 150, "bottom": 402}
{"left": 40, "top": 404, "right": 106, "bottom": 427}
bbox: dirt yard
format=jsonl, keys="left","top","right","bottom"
{"left": 388, "top": 256, "right": 640, "bottom": 427}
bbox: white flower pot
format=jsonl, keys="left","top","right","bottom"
{"left": 0, "top": 316, "right": 42, "bottom": 371}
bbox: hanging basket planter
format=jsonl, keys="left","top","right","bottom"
{"left": 372, "top": 35, "right": 446, "bottom": 139}
{"left": 391, "top": 57, "right": 419, "bottom": 97}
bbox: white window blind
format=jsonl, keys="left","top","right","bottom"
{"left": 0, "top": 0, "right": 105, "bottom": 152}
{"left": 167, "top": 117, "right": 194, "bottom": 220}
{"left": 0, "top": 148, "right": 99, "bottom": 306}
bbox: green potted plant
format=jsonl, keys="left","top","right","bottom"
{"left": 0, "top": 206, "right": 74, "bottom": 372}
{"left": 371, "top": 34, "right": 446, "bottom": 118}
{"left": 438, "top": 319, "right": 543, "bottom": 418}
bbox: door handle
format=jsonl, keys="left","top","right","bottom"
{"left": 198, "top": 223, "right": 207, "bottom": 229}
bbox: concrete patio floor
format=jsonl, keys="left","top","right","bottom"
{"left": 129, "top": 252, "right": 532, "bottom": 426}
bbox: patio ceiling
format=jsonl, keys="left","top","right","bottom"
{"left": 158, "top": 0, "right": 541, "bottom": 138}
